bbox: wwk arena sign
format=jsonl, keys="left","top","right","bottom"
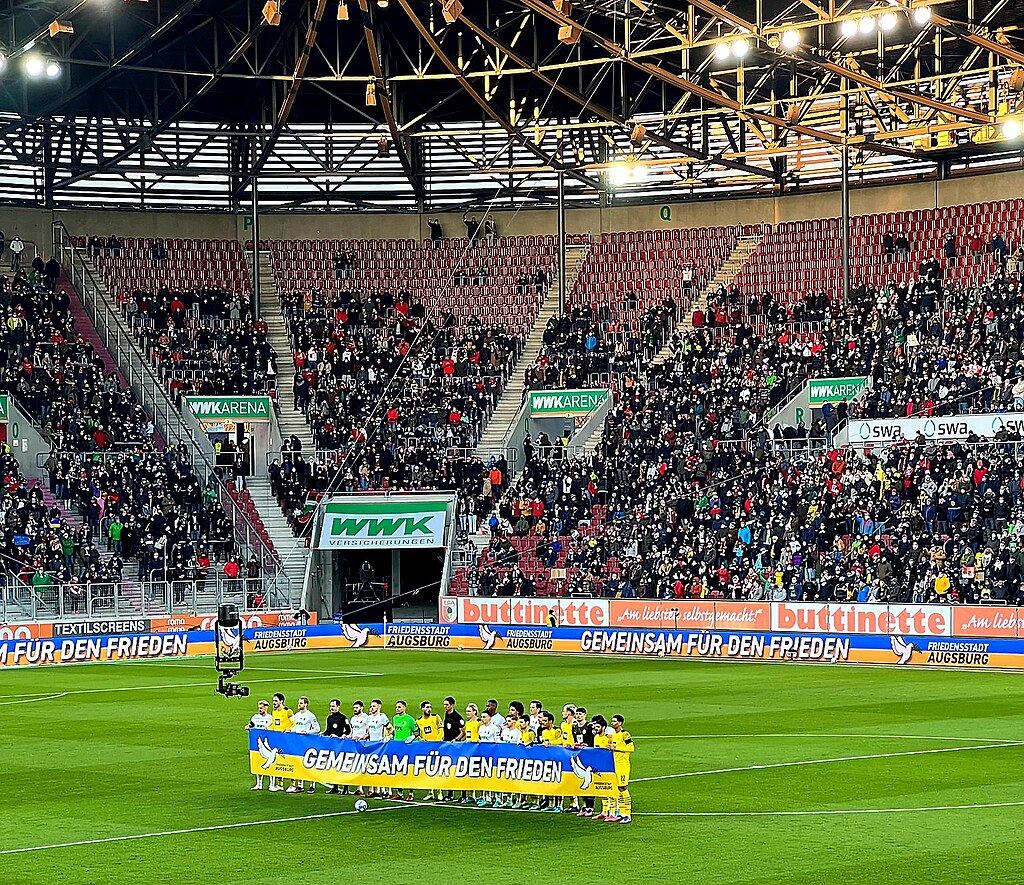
{"left": 439, "top": 598, "right": 1015, "bottom": 640}
{"left": 528, "top": 389, "right": 609, "bottom": 416}
{"left": 316, "top": 495, "right": 455, "bottom": 550}
{"left": 844, "top": 412, "right": 1024, "bottom": 447}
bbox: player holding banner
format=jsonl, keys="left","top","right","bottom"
{"left": 267, "top": 693, "right": 293, "bottom": 793}
{"left": 288, "top": 697, "right": 320, "bottom": 793}
{"left": 608, "top": 715, "right": 634, "bottom": 824}
{"left": 245, "top": 700, "right": 273, "bottom": 791}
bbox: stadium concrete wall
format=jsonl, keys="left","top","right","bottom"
{"left": 2, "top": 620, "right": 1023, "bottom": 670}
{"left": 1, "top": 167, "right": 1021, "bottom": 254}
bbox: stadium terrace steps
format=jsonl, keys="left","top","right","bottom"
{"left": 61, "top": 266, "right": 167, "bottom": 450}
{"left": 37, "top": 484, "right": 90, "bottom": 538}
{"left": 244, "top": 474, "right": 310, "bottom": 595}
{"left": 473, "top": 243, "right": 592, "bottom": 461}
{"left": 655, "top": 233, "right": 764, "bottom": 363}
{"left": 251, "top": 250, "right": 315, "bottom": 454}
{"left": 60, "top": 271, "right": 131, "bottom": 391}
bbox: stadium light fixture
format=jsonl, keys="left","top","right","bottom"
{"left": 1003, "top": 119, "right": 1022, "bottom": 140}
{"left": 49, "top": 20, "right": 74, "bottom": 38}
{"left": 632, "top": 164, "right": 648, "bottom": 182}
{"left": 879, "top": 12, "right": 898, "bottom": 31}
{"left": 365, "top": 78, "right": 377, "bottom": 106}
{"left": 338, "top": 1, "right": 349, "bottom": 20}
{"left": 45, "top": 60, "right": 62, "bottom": 79}
{"left": 262, "top": 1, "right": 282, "bottom": 26}
{"left": 859, "top": 15, "right": 876, "bottom": 34}
{"left": 23, "top": 54, "right": 45, "bottom": 78}
{"left": 608, "top": 164, "right": 631, "bottom": 186}
{"left": 730, "top": 38, "right": 750, "bottom": 59}
{"left": 377, "top": 0, "right": 389, "bottom": 7}
{"left": 441, "top": 1, "right": 463, "bottom": 24}
{"left": 840, "top": 19, "right": 858, "bottom": 38}
{"left": 781, "top": 29, "right": 800, "bottom": 51}
{"left": 713, "top": 41, "right": 731, "bottom": 60}
{"left": 913, "top": 6, "right": 932, "bottom": 25}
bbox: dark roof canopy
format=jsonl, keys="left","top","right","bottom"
{"left": 0, "top": 0, "right": 1021, "bottom": 211}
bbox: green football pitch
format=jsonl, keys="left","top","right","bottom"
{"left": 3, "top": 650, "right": 1024, "bottom": 884}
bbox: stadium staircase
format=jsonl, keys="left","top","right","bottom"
{"left": 60, "top": 267, "right": 162, "bottom": 440}
{"left": 60, "top": 272, "right": 132, "bottom": 392}
{"left": 243, "top": 475, "right": 310, "bottom": 594}
{"left": 250, "top": 249, "right": 315, "bottom": 454}
{"left": 473, "top": 243, "right": 591, "bottom": 461}
{"left": 655, "top": 232, "right": 763, "bottom": 362}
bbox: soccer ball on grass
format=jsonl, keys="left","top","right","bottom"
{"left": 354, "top": 799, "right": 369, "bottom": 812}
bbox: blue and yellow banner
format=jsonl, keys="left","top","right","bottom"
{"left": 248, "top": 730, "right": 618, "bottom": 797}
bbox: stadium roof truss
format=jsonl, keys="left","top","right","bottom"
{"left": 0, "top": 0, "right": 1021, "bottom": 212}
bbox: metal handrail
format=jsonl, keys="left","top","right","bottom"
{"left": 0, "top": 575, "right": 269, "bottom": 623}
{"left": 51, "top": 221, "right": 290, "bottom": 606}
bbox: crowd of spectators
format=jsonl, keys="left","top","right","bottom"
{"left": 524, "top": 302, "right": 675, "bottom": 391}
{"left": 456, "top": 265, "right": 1024, "bottom": 606}
{"left": 0, "top": 268, "right": 240, "bottom": 614}
{"left": 119, "top": 286, "right": 275, "bottom": 398}
{"left": 268, "top": 286, "right": 523, "bottom": 532}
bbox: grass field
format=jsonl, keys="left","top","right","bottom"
{"left": 3, "top": 650, "right": 1024, "bottom": 884}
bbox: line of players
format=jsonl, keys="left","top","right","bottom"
{"left": 246, "top": 693, "right": 634, "bottom": 823}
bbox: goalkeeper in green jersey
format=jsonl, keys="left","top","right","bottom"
{"left": 389, "top": 700, "right": 418, "bottom": 801}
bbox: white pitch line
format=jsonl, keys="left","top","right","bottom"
{"left": 631, "top": 740, "right": 1024, "bottom": 783}
{"left": 0, "top": 804, "right": 412, "bottom": 857}
{"left": 0, "top": 692, "right": 68, "bottom": 706}
{"left": 636, "top": 800, "right": 1024, "bottom": 817}
{"left": 0, "top": 672, "right": 384, "bottom": 701}
{"left": 405, "top": 797, "right": 1024, "bottom": 820}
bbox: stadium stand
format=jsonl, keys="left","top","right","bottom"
{"left": 87, "top": 236, "right": 251, "bottom": 296}
{"left": 0, "top": 249, "right": 272, "bottom": 621}
{"left": 734, "top": 199, "right": 1024, "bottom": 304}
{"left": 31, "top": 201, "right": 1024, "bottom": 613}
{"left": 451, "top": 218, "right": 1024, "bottom": 606}
{"left": 269, "top": 236, "right": 559, "bottom": 339}
{"left": 261, "top": 236, "right": 565, "bottom": 533}
{"left": 567, "top": 225, "right": 747, "bottom": 328}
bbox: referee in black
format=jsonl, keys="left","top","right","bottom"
{"left": 442, "top": 696, "right": 465, "bottom": 801}
{"left": 322, "top": 698, "right": 352, "bottom": 795}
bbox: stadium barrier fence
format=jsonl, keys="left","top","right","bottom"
{"left": 0, "top": 576, "right": 272, "bottom": 622}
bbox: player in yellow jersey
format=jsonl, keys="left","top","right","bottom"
{"left": 560, "top": 704, "right": 576, "bottom": 744}
{"left": 461, "top": 704, "right": 481, "bottom": 805}
{"left": 267, "top": 693, "right": 293, "bottom": 792}
{"left": 607, "top": 715, "right": 634, "bottom": 824}
{"left": 464, "top": 704, "right": 482, "bottom": 741}
{"left": 517, "top": 714, "right": 537, "bottom": 809}
{"left": 552, "top": 705, "right": 578, "bottom": 812}
{"left": 540, "top": 710, "right": 563, "bottom": 747}
{"left": 591, "top": 715, "right": 615, "bottom": 820}
{"left": 417, "top": 701, "right": 443, "bottom": 800}
{"left": 539, "top": 711, "right": 564, "bottom": 813}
